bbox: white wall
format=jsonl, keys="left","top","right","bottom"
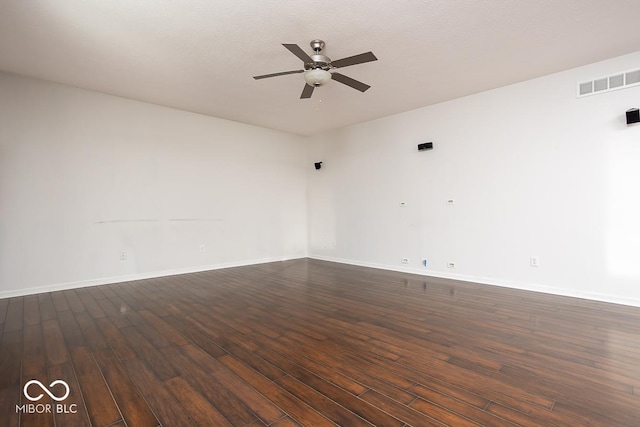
{"left": 308, "top": 51, "right": 640, "bottom": 307}
{"left": 3, "top": 51, "right": 640, "bottom": 306}
{"left": 0, "top": 72, "right": 308, "bottom": 298}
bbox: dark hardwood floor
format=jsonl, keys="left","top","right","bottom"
{"left": 1, "top": 258, "right": 640, "bottom": 426}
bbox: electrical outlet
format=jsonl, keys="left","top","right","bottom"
{"left": 401, "top": 258, "right": 409, "bottom": 264}
{"left": 400, "top": 201, "right": 407, "bottom": 207}
{"left": 530, "top": 256, "right": 540, "bottom": 267}
{"left": 120, "top": 251, "right": 126, "bottom": 261}
{"left": 447, "top": 199, "right": 455, "bottom": 205}
{"left": 199, "top": 244, "right": 206, "bottom": 253}
{"left": 447, "top": 261, "right": 455, "bottom": 268}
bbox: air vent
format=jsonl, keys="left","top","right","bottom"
{"left": 578, "top": 68, "right": 640, "bottom": 98}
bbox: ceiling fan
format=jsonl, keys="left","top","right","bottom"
{"left": 253, "top": 39, "right": 377, "bottom": 99}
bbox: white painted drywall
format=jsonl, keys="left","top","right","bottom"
{"left": 0, "top": 72, "right": 308, "bottom": 297}
{"left": 3, "top": 50, "right": 640, "bottom": 306}
{"left": 308, "top": 51, "right": 640, "bottom": 307}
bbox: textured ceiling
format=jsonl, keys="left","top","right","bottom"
{"left": 2, "top": 0, "right": 640, "bottom": 136}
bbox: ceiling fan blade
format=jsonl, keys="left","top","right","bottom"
{"left": 331, "top": 72, "right": 371, "bottom": 92}
{"left": 300, "top": 84, "right": 315, "bottom": 99}
{"left": 253, "top": 70, "right": 304, "bottom": 80}
{"left": 331, "top": 51, "right": 377, "bottom": 68}
{"left": 283, "top": 44, "right": 314, "bottom": 64}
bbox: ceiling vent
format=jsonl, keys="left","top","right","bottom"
{"left": 578, "top": 68, "right": 640, "bottom": 98}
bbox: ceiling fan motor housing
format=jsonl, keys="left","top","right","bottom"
{"left": 305, "top": 54, "right": 331, "bottom": 70}
{"left": 305, "top": 40, "right": 331, "bottom": 72}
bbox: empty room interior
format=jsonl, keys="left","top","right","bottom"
{"left": 2, "top": 1, "right": 640, "bottom": 426}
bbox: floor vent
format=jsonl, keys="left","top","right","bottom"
{"left": 578, "top": 68, "right": 640, "bottom": 98}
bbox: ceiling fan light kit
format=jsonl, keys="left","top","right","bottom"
{"left": 304, "top": 69, "right": 331, "bottom": 87}
{"left": 253, "top": 39, "right": 377, "bottom": 99}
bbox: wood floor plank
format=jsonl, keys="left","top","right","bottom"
{"left": 160, "top": 314, "right": 228, "bottom": 358}
{"left": 63, "top": 290, "right": 87, "bottom": 314}
{"left": 400, "top": 385, "right": 516, "bottom": 427}
{"left": 252, "top": 347, "right": 406, "bottom": 427}
{"left": 119, "top": 310, "right": 172, "bottom": 349}
{"left": 410, "top": 384, "right": 489, "bottom": 413}
{"left": 164, "top": 376, "right": 232, "bottom": 427}
{"left": 70, "top": 346, "right": 122, "bottom": 427}
{"left": 254, "top": 329, "right": 412, "bottom": 403}
{"left": 207, "top": 333, "right": 286, "bottom": 381}
{"left": 280, "top": 334, "right": 417, "bottom": 391}
{"left": 551, "top": 399, "right": 638, "bottom": 427}
{"left": 94, "top": 317, "right": 137, "bottom": 361}
{"left": 0, "top": 330, "right": 23, "bottom": 427}
{"left": 119, "top": 325, "right": 179, "bottom": 381}
{"left": 1, "top": 259, "right": 640, "bottom": 426}
{"left": 180, "top": 344, "right": 285, "bottom": 424}
{"left": 86, "top": 286, "right": 107, "bottom": 301}
{"left": 268, "top": 342, "right": 370, "bottom": 398}
{"left": 122, "top": 357, "right": 199, "bottom": 426}
{"left": 23, "top": 324, "right": 46, "bottom": 377}
{"left": 485, "top": 401, "right": 566, "bottom": 427}
{"left": 218, "top": 354, "right": 337, "bottom": 427}
{"left": 94, "top": 296, "right": 130, "bottom": 329}
{"left": 23, "top": 295, "right": 41, "bottom": 327}
{"left": 137, "top": 310, "right": 189, "bottom": 346}
{"left": 42, "top": 319, "right": 70, "bottom": 366}
{"left": 110, "top": 284, "right": 149, "bottom": 312}
{"left": 0, "top": 298, "right": 9, "bottom": 325}
{"left": 93, "top": 348, "right": 160, "bottom": 427}
{"left": 57, "top": 310, "right": 87, "bottom": 351}
{"left": 498, "top": 361, "right": 637, "bottom": 407}
{"left": 37, "top": 293, "right": 57, "bottom": 321}
{"left": 75, "top": 289, "right": 106, "bottom": 319}
{"left": 21, "top": 326, "right": 54, "bottom": 427}
{"left": 275, "top": 375, "right": 375, "bottom": 427}
{"left": 160, "top": 345, "right": 259, "bottom": 426}
{"left": 51, "top": 291, "right": 70, "bottom": 313}
{"left": 49, "top": 360, "right": 92, "bottom": 427}
{"left": 21, "top": 374, "right": 54, "bottom": 427}
{"left": 74, "top": 312, "right": 109, "bottom": 352}
{"left": 3, "top": 297, "right": 24, "bottom": 333}
{"left": 359, "top": 390, "right": 450, "bottom": 427}
{"left": 270, "top": 417, "right": 304, "bottom": 427}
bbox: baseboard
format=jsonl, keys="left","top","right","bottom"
{"left": 0, "top": 255, "right": 306, "bottom": 299}
{"left": 309, "top": 255, "right": 640, "bottom": 308}
{"left": 6, "top": 254, "right": 639, "bottom": 308}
